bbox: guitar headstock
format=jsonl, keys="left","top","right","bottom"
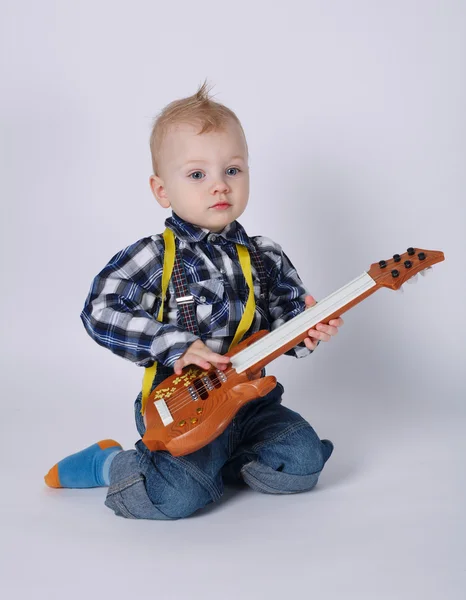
{"left": 368, "top": 247, "right": 445, "bottom": 290}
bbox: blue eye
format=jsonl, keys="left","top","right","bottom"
{"left": 226, "top": 167, "right": 241, "bottom": 176}
{"left": 189, "top": 171, "right": 205, "bottom": 180}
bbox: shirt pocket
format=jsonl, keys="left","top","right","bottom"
{"left": 188, "top": 277, "right": 228, "bottom": 335}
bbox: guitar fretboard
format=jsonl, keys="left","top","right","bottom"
{"left": 230, "top": 271, "right": 377, "bottom": 373}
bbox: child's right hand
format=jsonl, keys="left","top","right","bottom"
{"left": 173, "top": 339, "right": 231, "bottom": 375}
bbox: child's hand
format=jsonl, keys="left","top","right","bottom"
{"left": 173, "top": 339, "right": 231, "bottom": 375}
{"left": 303, "top": 295, "right": 344, "bottom": 351}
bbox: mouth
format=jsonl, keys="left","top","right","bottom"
{"left": 210, "top": 202, "right": 232, "bottom": 210}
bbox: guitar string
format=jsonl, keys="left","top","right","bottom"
{"left": 161, "top": 380, "right": 207, "bottom": 413}
{"left": 166, "top": 370, "right": 231, "bottom": 414}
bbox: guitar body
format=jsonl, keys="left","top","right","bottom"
{"left": 142, "top": 330, "right": 277, "bottom": 456}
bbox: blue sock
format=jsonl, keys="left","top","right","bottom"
{"left": 44, "top": 439, "right": 122, "bottom": 488}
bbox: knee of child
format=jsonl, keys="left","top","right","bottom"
{"left": 259, "top": 426, "right": 331, "bottom": 476}
{"left": 157, "top": 478, "right": 214, "bottom": 519}
{"left": 288, "top": 428, "right": 333, "bottom": 476}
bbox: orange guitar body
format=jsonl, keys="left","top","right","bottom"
{"left": 142, "top": 330, "right": 277, "bottom": 456}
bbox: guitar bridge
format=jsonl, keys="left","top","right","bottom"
{"left": 154, "top": 399, "right": 174, "bottom": 427}
{"left": 187, "top": 370, "right": 226, "bottom": 402}
{"left": 202, "top": 376, "right": 214, "bottom": 391}
{"left": 216, "top": 369, "right": 227, "bottom": 383}
{"left": 187, "top": 385, "right": 199, "bottom": 400}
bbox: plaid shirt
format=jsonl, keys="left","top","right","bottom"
{"left": 80, "top": 212, "right": 314, "bottom": 369}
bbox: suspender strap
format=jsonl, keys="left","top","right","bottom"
{"left": 141, "top": 228, "right": 176, "bottom": 414}
{"left": 249, "top": 239, "right": 268, "bottom": 301}
{"left": 140, "top": 228, "right": 264, "bottom": 415}
{"left": 228, "top": 244, "right": 255, "bottom": 350}
{"left": 171, "top": 237, "right": 201, "bottom": 337}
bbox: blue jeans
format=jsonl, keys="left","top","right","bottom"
{"left": 105, "top": 373, "right": 333, "bottom": 520}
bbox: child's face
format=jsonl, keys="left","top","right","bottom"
{"left": 150, "top": 119, "right": 249, "bottom": 232}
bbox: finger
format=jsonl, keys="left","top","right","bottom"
{"left": 329, "top": 317, "right": 344, "bottom": 327}
{"left": 308, "top": 328, "right": 331, "bottom": 342}
{"left": 216, "top": 355, "right": 231, "bottom": 362}
{"left": 193, "top": 340, "right": 231, "bottom": 363}
{"left": 199, "top": 349, "right": 231, "bottom": 364}
{"left": 174, "top": 359, "right": 184, "bottom": 375}
{"left": 304, "top": 337, "right": 317, "bottom": 350}
{"left": 189, "top": 355, "right": 213, "bottom": 371}
{"left": 212, "top": 361, "right": 229, "bottom": 371}
{"left": 305, "top": 295, "right": 317, "bottom": 307}
{"left": 316, "top": 323, "right": 338, "bottom": 336}
{"left": 176, "top": 354, "right": 212, "bottom": 373}
{"left": 307, "top": 329, "right": 320, "bottom": 340}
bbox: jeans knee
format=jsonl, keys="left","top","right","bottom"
{"left": 292, "top": 436, "right": 334, "bottom": 476}
{"left": 105, "top": 479, "right": 211, "bottom": 520}
{"left": 256, "top": 425, "right": 333, "bottom": 477}
{"left": 106, "top": 449, "right": 214, "bottom": 520}
{"left": 142, "top": 458, "right": 216, "bottom": 519}
{"left": 241, "top": 426, "right": 334, "bottom": 494}
{"left": 158, "top": 480, "right": 213, "bottom": 519}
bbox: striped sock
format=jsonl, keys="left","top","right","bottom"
{"left": 44, "top": 439, "right": 122, "bottom": 488}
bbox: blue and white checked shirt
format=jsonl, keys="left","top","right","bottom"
{"left": 80, "top": 212, "right": 314, "bottom": 369}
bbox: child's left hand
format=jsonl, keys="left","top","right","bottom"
{"left": 303, "top": 295, "right": 344, "bottom": 351}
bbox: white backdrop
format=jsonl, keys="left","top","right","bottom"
{"left": 1, "top": 1, "right": 465, "bottom": 599}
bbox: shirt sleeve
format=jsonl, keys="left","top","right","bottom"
{"left": 79, "top": 235, "right": 199, "bottom": 367}
{"left": 252, "top": 236, "right": 320, "bottom": 358}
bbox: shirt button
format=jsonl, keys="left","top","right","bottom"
{"left": 199, "top": 295, "right": 206, "bottom": 303}
{"left": 220, "top": 268, "right": 225, "bottom": 274}
{"left": 209, "top": 234, "right": 217, "bottom": 243}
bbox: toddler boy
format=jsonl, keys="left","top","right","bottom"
{"left": 44, "top": 81, "right": 343, "bottom": 519}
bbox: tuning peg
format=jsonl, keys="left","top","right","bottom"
{"left": 406, "top": 274, "right": 419, "bottom": 284}
{"left": 420, "top": 267, "right": 433, "bottom": 277}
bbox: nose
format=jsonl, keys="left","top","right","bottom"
{"left": 210, "top": 176, "right": 230, "bottom": 195}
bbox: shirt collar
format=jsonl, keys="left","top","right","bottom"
{"left": 165, "top": 211, "right": 251, "bottom": 248}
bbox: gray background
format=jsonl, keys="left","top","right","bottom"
{"left": 1, "top": 1, "right": 465, "bottom": 599}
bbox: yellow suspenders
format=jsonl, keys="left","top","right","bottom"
{"left": 140, "top": 228, "right": 256, "bottom": 415}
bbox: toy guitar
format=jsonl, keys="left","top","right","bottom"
{"left": 143, "top": 247, "right": 445, "bottom": 456}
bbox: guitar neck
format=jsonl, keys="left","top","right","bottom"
{"left": 230, "top": 271, "right": 379, "bottom": 375}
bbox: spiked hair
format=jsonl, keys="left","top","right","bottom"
{"left": 149, "top": 79, "right": 248, "bottom": 176}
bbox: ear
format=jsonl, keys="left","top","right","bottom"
{"left": 149, "top": 175, "right": 170, "bottom": 208}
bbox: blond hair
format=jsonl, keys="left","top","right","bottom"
{"left": 149, "top": 79, "right": 248, "bottom": 176}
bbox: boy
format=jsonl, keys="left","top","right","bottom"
{"left": 44, "top": 81, "right": 344, "bottom": 520}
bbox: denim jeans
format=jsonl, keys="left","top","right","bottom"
{"left": 105, "top": 367, "right": 333, "bottom": 520}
